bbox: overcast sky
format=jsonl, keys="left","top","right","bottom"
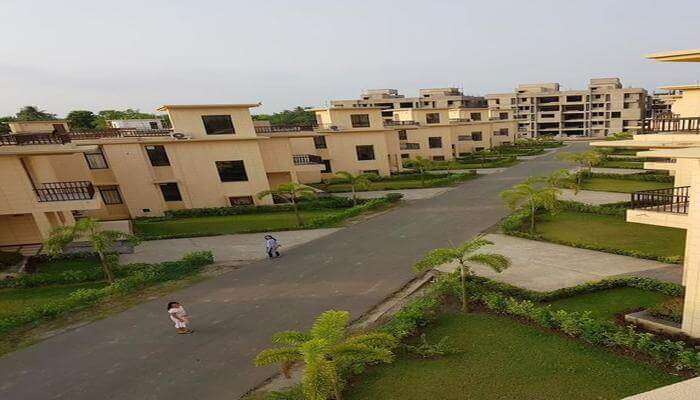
{"left": 2, "top": 0, "right": 699, "bottom": 117}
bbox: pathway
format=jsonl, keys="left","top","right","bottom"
{"left": 333, "top": 187, "right": 449, "bottom": 201}
{"left": 0, "top": 143, "right": 588, "bottom": 400}
{"left": 559, "top": 188, "right": 629, "bottom": 205}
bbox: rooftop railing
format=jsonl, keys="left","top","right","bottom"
{"left": 630, "top": 186, "right": 690, "bottom": 214}
{"left": 0, "top": 133, "right": 71, "bottom": 146}
{"left": 69, "top": 129, "right": 173, "bottom": 139}
{"left": 642, "top": 116, "right": 700, "bottom": 134}
{"left": 34, "top": 181, "right": 96, "bottom": 202}
{"left": 254, "top": 125, "right": 316, "bottom": 134}
{"left": 383, "top": 120, "right": 419, "bottom": 126}
{"left": 292, "top": 154, "right": 323, "bottom": 165}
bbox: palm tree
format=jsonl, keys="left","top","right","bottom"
{"left": 412, "top": 156, "right": 434, "bottom": 187}
{"left": 257, "top": 182, "right": 317, "bottom": 227}
{"left": 546, "top": 168, "right": 580, "bottom": 194}
{"left": 414, "top": 235, "right": 511, "bottom": 312}
{"left": 45, "top": 218, "right": 139, "bottom": 284}
{"left": 557, "top": 150, "right": 602, "bottom": 186}
{"left": 500, "top": 176, "right": 561, "bottom": 234}
{"left": 333, "top": 171, "right": 372, "bottom": 206}
{"left": 254, "top": 310, "right": 397, "bottom": 400}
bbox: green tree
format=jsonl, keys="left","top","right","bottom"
{"left": 0, "top": 116, "right": 14, "bottom": 134}
{"left": 15, "top": 106, "right": 57, "bottom": 121}
{"left": 414, "top": 235, "right": 511, "bottom": 312}
{"left": 257, "top": 183, "right": 317, "bottom": 227}
{"left": 333, "top": 171, "right": 372, "bottom": 206}
{"left": 500, "top": 176, "right": 561, "bottom": 234}
{"left": 546, "top": 168, "right": 580, "bottom": 194}
{"left": 66, "top": 110, "right": 98, "bottom": 130}
{"left": 556, "top": 150, "right": 602, "bottom": 186}
{"left": 411, "top": 156, "right": 435, "bottom": 187}
{"left": 44, "top": 218, "right": 140, "bottom": 284}
{"left": 253, "top": 106, "right": 316, "bottom": 126}
{"left": 94, "top": 109, "right": 159, "bottom": 129}
{"left": 254, "top": 310, "right": 397, "bottom": 400}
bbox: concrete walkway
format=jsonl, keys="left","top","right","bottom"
{"left": 623, "top": 377, "right": 700, "bottom": 400}
{"left": 0, "top": 143, "right": 588, "bottom": 400}
{"left": 436, "top": 234, "right": 677, "bottom": 292}
{"left": 559, "top": 188, "right": 629, "bottom": 205}
{"left": 334, "top": 187, "right": 449, "bottom": 201}
{"left": 120, "top": 229, "right": 340, "bottom": 264}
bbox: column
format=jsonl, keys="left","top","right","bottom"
{"left": 681, "top": 172, "right": 700, "bottom": 337}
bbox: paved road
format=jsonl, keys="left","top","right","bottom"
{"left": 0, "top": 143, "right": 587, "bottom": 400}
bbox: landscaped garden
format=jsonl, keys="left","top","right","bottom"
{"left": 580, "top": 177, "right": 670, "bottom": 193}
{"left": 313, "top": 172, "right": 477, "bottom": 193}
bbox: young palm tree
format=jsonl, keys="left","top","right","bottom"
{"left": 257, "top": 182, "right": 317, "bottom": 227}
{"left": 333, "top": 171, "right": 372, "bottom": 206}
{"left": 557, "top": 150, "right": 602, "bottom": 186}
{"left": 546, "top": 168, "right": 580, "bottom": 194}
{"left": 414, "top": 235, "right": 511, "bottom": 312}
{"left": 45, "top": 218, "right": 139, "bottom": 284}
{"left": 500, "top": 176, "right": 561, "bottom": 234}
{"left": 412, "top": 156, "right": 434, "bottom": 187}
{"left": 254, "top": 310, "right": 397, "bottom": 400}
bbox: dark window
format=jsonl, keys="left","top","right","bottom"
{"left": 313, "top": 136, "right": 327, "bottom": 149}
{"left": 145, "top": 145, "right": 170, "bottom": 166}
{"left": 398, "top": 130, "right": 407, "bottom": 140}
{"left": 458, "top": 135, "right": 471, "bottom": 141}
{"left": 53, "top": 124, "right": 66, "bottom": 133}
{"left": 202, "top": 115, "right": 235, "bottom": 135}
{"left": 470, "top": 112, "right": 482, "bottom": 121}
{"left": 356, "top": 145, "right": 375, "bottom": 161}
{"left": 428, "top": 137, "right": 442, "bottom": 148}
{"left": 499, "top": 112, "right": 508, "bottom": 120}
{"left": 475, "top": 147, "right": 485, "bottom": 151}
{"left": 350, "top": 114, "right": 370, "bottom": 128}
{"left": 321, "top": 159, "right": 332, "bottom": 173}
{"left": 471, "top": 132, "right": 483, "bottom": 141}
{"left": 216, "top": 160, "right": 248, "bottom": 182}
{"left": 149, "top": 121, "right": 159, "bottom": 130}
{"left": 84, "top": 148, "right": 109, "bottom": 169}
{"left": 623, "top": 103, "right": 630, "bottom": 109}
{"left": 433, "top": 156, "right": 445, "bottom": 161}
{"left": 229, "top": 196, "right": 254, "bottom": 206}
{"left": 611, "top": 111, "right": 621, "bottom": 118}
{"left": 499, "top": 128, "right": 509, "bottom": 135}
{"left": 401, "top": 153, "right": 409, "bottom": 159}
{"left": 426, "top": 113, "right": 440, "bottom": 124}
{"left": 99, "top": 186, "right": 123, "bottom": 205}
{"left": 159, "top": 183, "right": 182, "bottom": 202}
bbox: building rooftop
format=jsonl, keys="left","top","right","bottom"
{"left": 646, "top": 49, "right": 700, "bottom": 62}
{"left": 156, "top": 103, "right": 261, "bottom": 111}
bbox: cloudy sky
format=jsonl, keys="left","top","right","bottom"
{"left": 2, "top": 0, "right": 699, "bottom": 117}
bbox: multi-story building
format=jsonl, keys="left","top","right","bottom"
{"left": 487, "top": 78, "right": 646, "bottom": 138}
{"left": 591, "top": 49, "right": 700, "bottom": 339}
{"left": 646, "top": 90, "right": 682, "bottom": 119}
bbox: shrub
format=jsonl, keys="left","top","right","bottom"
{"left": 159, "top": 197, "right": 355, "bottom": 219}
{"left": 0, "top": 251, "right": 23, "bottom": 267}
{"left": 402, "top": 334, "right": 457, "bottom": 359}
{"left": 381, "top": 293, "right": 441, "bottom": 340}
{"left": 385, "top": 192, "right": 404, "bottom": 202}
{"left": 648, "top": 297, "right": 684, "bottom": 324}
{"left": 578, "top": 170, "right": 673, "bottom": 183}
{"left": 305, "top": 197, "right": 391, "bottom": 228}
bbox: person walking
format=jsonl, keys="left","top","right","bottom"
{"left": 265, "top": 235, "right": 281, "bottom": 258}
{"left": 167, "top": 301, "right": 193, "bottom": 334}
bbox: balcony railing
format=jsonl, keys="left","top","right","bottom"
{"left": 400, "top": 143, "right": 420, "bottom": 150}
{"left": 630, "top": 186, "right": 690, "bottom": 214}
{"left": 292, "top": 154, "right": 323, "bottom": 165}
{"left": 384, "top": 120, "right": 419, "bottom": 126}
{"left": 0, "top": 133, "right": 71, "bottom": 146}
{"left": 69, "top": 129, "right": 173, "bottom": 139}
{"left": 254, "top": 125, "right": 315, "bottom": 134}
{"left": 449, "top": 118, "right": 473, "bottom": 123}
{"left": 642, "top": 116, "right": 700, "bottom": 134}
{"left": 34, "top": 181, "right": 96, "bottom": 202}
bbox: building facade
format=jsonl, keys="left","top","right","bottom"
{"left": 487, "top": 78, "right": 646, "bottom": 138}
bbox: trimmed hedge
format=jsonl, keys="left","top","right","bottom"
{"left": 0, "top": 262, "right": 152, "bottom": 289}
{"left": 649, "top": 298, "right": 684, "bottom": 324}
{"left": 579, "top": 170, "right": 673, "bottom": 183}
{"left": 305, "top": 195, "right": 401, "bottom": 228}
{"left": 0, "top": 251, "right": 214, "bottom": 334}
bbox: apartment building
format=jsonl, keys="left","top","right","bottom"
{"left": 591, "top": 49, "right": 700, "bottom": 338}
{"left": 487, "top": 78, "right": 646, "bottom": 138}
{"left": 646, "top": 90, "right": 682, "bottom": 118}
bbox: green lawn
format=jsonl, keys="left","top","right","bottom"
{"left": 580, "top": 178, "right": 671, "bottom": 193}
{"left": 134, "top": 210, "right": 344, "bottom": 238}
{"left": 433, "top": 159, "right": 519, "bottom": 170}
{"left": 535, "top": 211, "right": 686, "bottom": 259}
{"left": 598, "top": 160, "right": 644, "bottom": 169}
{"left": 546, "top": 287, "right": 670, "bottom": 321}
{"left": 324, "top": 180, "right": 436, "bottom": 192}
{"left": 33, "top": 258, "right": 101, "bottom": 275}
{"left": 0, "top": 282, "right": 106, "bottom": 320}
{"left": 347, "top": 313, "right": 680, "bottom": 400}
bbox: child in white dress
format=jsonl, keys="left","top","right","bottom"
{"left": 167, "top": 301, "right": 193, "bottom": 334}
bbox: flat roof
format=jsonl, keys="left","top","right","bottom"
{"left": 9, "top": 120, "right": 68, "bottom": 124}
{"left": 156, "top": 103, "right": 261, "bottom": 111}
{"left": 310, "top": 106, "right": 386, "bottom": 111}
{"left": 646, "top": 49, "right": 700, "bottom": 62}
{"left": 659, "top": 84, "right": 700, "bottom": 91}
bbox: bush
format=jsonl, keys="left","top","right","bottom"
{"left": 159, "top": 197, "right": 355, "bottom": 219}
{"left": 0, "top": 251, "right": 23, "bottom": 267}
{"left": 305, "top": 197, "right": 392, "bottom": 228}
{"left": 648, "top": 297, "right": 684, "bottom": 324}
{"left": 578, "top": 170, "right": 673, "bottom": 183}
{"left": 385, "top": 193, "right": 404, "bottom": 203}
{"left": 402, "top": 334, "right": 457, "bottom": 359}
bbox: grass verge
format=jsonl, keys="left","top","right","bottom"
{"left": 580, "top": 178, "right": 671, "bottom": 193}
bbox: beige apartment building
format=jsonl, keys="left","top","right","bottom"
{"left": 487, "top": 78, "right": 646, "bottom": 138}
{"left": 591, "top": 49, "right": 700, "bottom": 338}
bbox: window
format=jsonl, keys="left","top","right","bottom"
{"left": 623, "top": 103, "right": 630, "bottom": 109}
{"left": 426, "top": 113, "right": 440, "bottom": 124}
{"left": 98, "top": 186, "right": 123, "bottom": 205}
{"left": 458, "top": 135, "right": 471, "bottom": 141}
{"left": 363, "top": 170, "right": 379, "bottom": 175}
{"left": 541, "top": 113, "right": 555, "bottom": 118}
{"left": 350, "top": 114, "right": 370, "bottom": 128}
{"left": 145, "top": 145, "right": 170, "bottom": 166}
{"left": 510, "top": 98, "right": 516, "bottom": 105}
{"left": 398, "top": 130, "right": 407, "bottom": 140}
{"left": 499, "top": 112, "right": 508, "bottom": 120}
{"left": 471, "top": 132, "right": 483, "bottom": 141}
{"left": 313, "top": 136, "right": 327, "bottom": 149}
{"left": 356, "top": 145, "right": 375, "bottom": 160}
{"left": 475, "top": 147, "right": 485, "bottom": 152}
{"left": 401, "top": 153, "right": 409, "bottom": 159}
{"left": 229, "top": 196, "right": 254, "bottom": 206}
{"left": 216, "top": 160, "right": 248, "bottom": 182}
{"left": 159, "top": 183, "right": 182, "bottom": 202}
{"left": 53, "top": 124, "right": 66, "bottom": 133}
{"left": 433, "top": 156, "right": 445, "bottom": 161}
{"left": 149, "top": 121, "right": 159, "bottom": 130}
{"left": 499, "top": 128, "right": 509, "bottom": 135}
{"left": 470, "top": 112, "right": 482, "bottom": 121}
{"left": 321, "top": 159, "right": 332, "bottom": 173}
{"left": 84, "top": 148, "right": 108, "bottom": 169}
{"left": 611, "top": 111, "right": 621, "bottom": 118}
{"left": 428, "top": 137, "right": 442, "bottom": 148}
{"left": 202, "top": 115, "right": 235, "bottom": 135}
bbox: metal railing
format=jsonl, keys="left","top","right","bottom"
{"left": 292, "top": 154, "right": 323, "bottom": 165}
{"left": 630, "top": 186, "right": 690, "bottom": 214}
{"left": 642, "top": 116, "right": 700, "bottom": 134}
{"left": 34, "top": 181, "right": 96, "bottom": 202}
{"left": 400, "top": 143, "right": 420, "bottom": 150}
{"left": 0, "top": 133, "right": 71, "bottom": 146}
{"left": 254, "top": 125, "right": 315, "bottom": 134}
{"left": 449, "top": 118, "right": 473, "bottom": 123}
{"left": 69, "top": 129, "right": 173, "bottom": 139}
{"left": 384, "top": 120, "right": 419, "bottom": 126}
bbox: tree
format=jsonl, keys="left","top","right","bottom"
{"left": 0, "top": 116, "right": 14, "bottom": 134}
{"left": 45, "top": 218, "right": 139, "bottom": 284}
{"left": 414, "top": 235, "right": 510, "bottom": 312}
{"left": 66, "top": 110, "right": 98, "bottom": 130}
{"left": 500, "top": 176, "right": 561, "bottom": 234}
{"left": 253, "top": 106, "right": 316, "bottom": 126}
{"left": 254, "top": 310, "right": 397, "bottom": 400}
{"left": 257, "top": 183, "right": 317, "bottom": 226}
{"left": 556, "top": 150, "right": 602, "bottom": 186}
{"left": 594, "top": 147, "right": 615, "bottom": 161}
{"left": 15, "top": 106, "right": 57, "bottom": 121}
{"left": 333, "top": 171, "right": 372, "bottom": 206}
{"left": 546, "top": 168, "right": 580, "bottom": 194}
{"left": 94, "top": 109, "right": 159, "bottom": 129}
{"left": 411, "top": 156, "right": 435, "bottom": 187}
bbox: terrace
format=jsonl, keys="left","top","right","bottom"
{"left": 292, "top": 154, "right": 323, "bottom": 165}
{"left": 642, "top": 116, "right": 700, "bottom": 134}
{"left": 0, "top": 133, "right": 71, "bottom": 146}
{"left": 383, "top": 120, "right": 419, "bottom": 127}
{"left": 34, "top": 181, "right": 96, "bottom": 202}
{"left": 627, "top": 186, "right": 690, "bottom": 230}
{"left": 253, "top": 125, "right": 315, "bottom": 134}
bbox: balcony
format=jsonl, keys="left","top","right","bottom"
{"left": 384, "top": 120, "right": 419, "bottom": 127}
{"left": 0, "top": 133, "right": 71, "bottom": 146}
{"left": 34, "top": 181, "right": 96, "bottom": 202}
{"left": 627, "top": 186, "right": 690, "bottom": 229}
{"left": 254, "top": 125, "right": 315, "bottom": 134}
{"left": 292, "top": 154, "right": 323, "bottom": 165}
{"left": 400, "top": 143, "right": 420, "bottom": 150}
{"left": 642, "top": 116, "right": 700, "bottom": 134}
